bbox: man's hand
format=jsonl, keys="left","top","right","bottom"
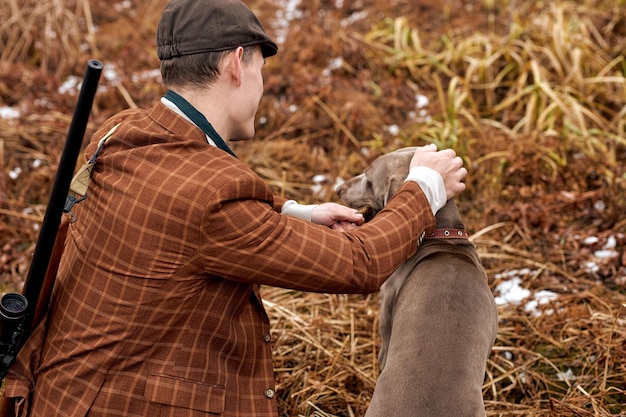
{"left": 410, "top": 144, "right": 467, "bottom": 200}
{"left": 311, "top": 203, "right": 364, "bottom": 231}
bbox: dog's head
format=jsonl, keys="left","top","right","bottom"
{"left": 336, "top": 148, "right": 417, "bottom": 221}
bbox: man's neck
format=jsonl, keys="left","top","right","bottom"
{"left": 169, "top": 87, "right": 231, "bottom": 141}
{"left": 163, "top": 90, "right": 237, "bottom": 158}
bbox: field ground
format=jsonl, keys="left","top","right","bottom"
{"left": 1, "top": 0, "right": 625, "bottom": 415}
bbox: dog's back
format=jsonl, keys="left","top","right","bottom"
{"left": 368, "top": 201, "right": 497, "bottom": 417}
{"left": 375, "top": 200, "right": 494, "bottom": 367}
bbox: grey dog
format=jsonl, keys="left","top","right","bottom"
{"left": 337, "top": 148, "right": 498, "bottom": 417}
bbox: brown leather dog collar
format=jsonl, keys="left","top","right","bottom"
{"left": 426, "top": 228, "right": 469, "bottom": 240}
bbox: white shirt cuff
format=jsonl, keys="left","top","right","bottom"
{"left": 404, "top": 166, "right": 446, "bottom": 215}
{"left": 281, "top": 200, "right": 318, "bottom": 221}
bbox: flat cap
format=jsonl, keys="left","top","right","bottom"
{"left": 156, "top": 0, "right": 278, "bottom": 60}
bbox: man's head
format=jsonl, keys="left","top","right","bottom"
{"left": 156, "top": 0, "right": 277, "bottom": 141}
{"left": 156, "top": 0, "right": 277, "bottom": 89}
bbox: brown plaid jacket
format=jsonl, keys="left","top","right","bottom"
{"left": 4, "top": 101, "right": 435, "bottom": 416}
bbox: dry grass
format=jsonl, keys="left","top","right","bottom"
{"left": 1, "top": 0, "right": 625, "bottom": 416}
{"left": 0, "top": 0, "right": 97, "bottom": 75}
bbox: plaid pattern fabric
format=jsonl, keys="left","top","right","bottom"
{"left": 4, "top": 101, "right": 435, "bottom": 416}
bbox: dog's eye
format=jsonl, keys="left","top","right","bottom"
{"left": 365, "top": 179, "right": 373, "bottom": 191}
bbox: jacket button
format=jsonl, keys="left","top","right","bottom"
{"left": 265, "top": 388, "right": 275, "bottom": 399}
{"left": 263, "top": 332, "right": 271, "bottom": 343}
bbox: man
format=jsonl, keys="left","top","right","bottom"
{"left": 3, "top": 0, "right": 466, "bottom": 416}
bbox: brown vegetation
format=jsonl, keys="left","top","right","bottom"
{"left": 1, "top": 0, "right": 625, "bottom": 415}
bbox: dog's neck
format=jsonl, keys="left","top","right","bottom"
{"left": 428, "top": 199, "right": 468, "bottom": 240}
{"left": 434, "top": 199, "right": 465, "bottom": 230}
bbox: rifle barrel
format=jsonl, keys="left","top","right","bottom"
{"left": 20, "top": 60, "right": 103, "bottom": 341}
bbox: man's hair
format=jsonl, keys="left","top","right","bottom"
{"left": 161, "top": 46, "right": 257, "bottom": 90}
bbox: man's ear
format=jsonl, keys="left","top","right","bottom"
{"left": 227, "top": 46, "right": 244, "bottom": 86}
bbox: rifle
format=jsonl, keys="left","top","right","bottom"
{"left": 0, "top": 60, "right": 103, "bottom": 386}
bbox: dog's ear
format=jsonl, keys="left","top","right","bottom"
{"left": 383, "top": 172, "right": 406, "bottom": 206}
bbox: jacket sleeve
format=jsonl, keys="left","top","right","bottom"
{"left": 272, "top": 195, "right": 288, "bottom": 212}
{"left": 197, "top": 173, "right": 435, "bottom": 294}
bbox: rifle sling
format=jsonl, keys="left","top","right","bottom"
{"left": 64, "top": 123, "right": 120, "bottom": 218}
